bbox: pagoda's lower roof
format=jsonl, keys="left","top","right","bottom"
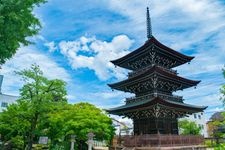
{"left": 107, "top": 97, "right": 207, "bottom": 117}
{"left": 108, "top": 65, "right": 200, "bottom": 93}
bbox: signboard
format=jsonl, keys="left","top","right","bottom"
{"left": 39, "top": 136, "right": 48, "bottom": 144}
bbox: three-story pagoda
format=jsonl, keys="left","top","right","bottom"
{"left": 107, "top": 7, "right": 207, "bottom": 135}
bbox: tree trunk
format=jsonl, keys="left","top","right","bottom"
{"left": 23, "top": 134, "right": 27, "bottom": 150}
{"left": 27, "top": 113, "right": 38, "bottom": 150}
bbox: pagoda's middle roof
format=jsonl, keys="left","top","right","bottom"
{"left": 111, "top": 36, "right": 194, "bottom": 70}
{"left": 108, "top": 65, "right": 200, "bottom": 93}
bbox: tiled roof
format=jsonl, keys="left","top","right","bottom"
{"left": 107, "top": 97, "right": 207, "bottom": 114}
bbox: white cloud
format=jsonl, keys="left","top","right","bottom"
{"left": 58, "top": 34, "right": 134, "bottom": 80}
{"left": 92, "top": 91, "right": 126, "bottom": 100}
{"left": 45, "top": 41, "right": 57, "bottom": 52}
{"left": 0, "top": 46, "right": 71, "bottom": 95}
{"left": 107, "top": 0, "right": 225, "bottom": 45}
{"left": 207, "top": 107, "right": 224, "bottom": 113}
{"left": 111, "top": 115, "right": 133, "bottom": 128}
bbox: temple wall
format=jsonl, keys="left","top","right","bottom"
{"left": 133, "top": 117, "right": 178, "bottom": 135}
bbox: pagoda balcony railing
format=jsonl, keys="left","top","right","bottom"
{"left": 125, "top": 92, "right": 183, "bottom": 104}
{"left": 128, "top": 65, "right": 177, "bottom": 78}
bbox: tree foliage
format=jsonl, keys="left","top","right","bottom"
{"left": 0, "top": 64, "right": 67, "bottom": 150}
{"left": 208, "top": 68, "right": 225, "bottom": 138}
{"left": 207, "top": 120, "right": 225, "bottom": 138}
{"left": 0, "top": 101, "right": 30, "bottom": 149}
{"left": 0, "top": 64, "right": 115, "bottom": 149}
{"left": 47, "top": 103, "right": 115, "bottom": 149}
{"left": 178, "top": 119, "right": 201, "bottom": 135}
{"left": 0, "top": 0, "right": 46, "bottom": 64}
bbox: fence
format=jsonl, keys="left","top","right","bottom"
{"left": 93, "top": 140, "right": 107, "bottom": 147}
{"left": 121, "top": 134, "right": 204, "bottom": 147}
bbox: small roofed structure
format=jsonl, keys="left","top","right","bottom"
{"left": 210, "top": 112, "right": 225, "bottom": 121}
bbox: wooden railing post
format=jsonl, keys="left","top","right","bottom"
{"left": 170, "top": 134, "right": 172, "bottom": 147}
{"left": 135, "top": 135, "right": 136, "bottom": 148}
{"left": 158, "top": 133, "right": 161, "bottom": 147}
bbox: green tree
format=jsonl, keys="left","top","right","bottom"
{"left": 178, "top": 119, "right": 201, "bottom": 135}
{"left": 0, "top": 101, "right": 31, "bottom": 149}
{"left": 47, "top": 103, "right": 115, "bottom": 149}
{"left": 0, "top": 0, "right": 46, "bottom": 64}
{"left": 208, "top": 120, "right": 225, "bottom": 138}
{"left": 0, "top": 65, "right": 115, "bottom": 149}
{"left": 0, "top": 64, "right": 67, "bottom": 150}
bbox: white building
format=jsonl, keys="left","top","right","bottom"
{"left": 112, "top": 118, "right": 133, "bottom": 135}
{"left": 0, "top": 75, "right": 18, "bottom": 112}
{"left": 180, "top": 112, "right": 208, "bottom": 137}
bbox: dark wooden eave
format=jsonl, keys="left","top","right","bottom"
{"left": 108, "top": 65, "right": 200, "bottom": 92}
{"left": 111, "top": 36, "right": 194, "bottom": 70}
{"left": 107, "top": 97, "right": 207, "bottom": 115}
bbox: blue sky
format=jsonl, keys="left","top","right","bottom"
{"left": 0, "top": 0, "right": 225, "bottom": 120}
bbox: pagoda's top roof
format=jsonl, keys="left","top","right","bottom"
{"left": 107, "top": 97, "right": 207, "bottom": 115}
{"left": 108, "top": 65, "right": 200, "bottom": 93}
{"left": 111, "top": 36, "right": 194, "bottom": 70}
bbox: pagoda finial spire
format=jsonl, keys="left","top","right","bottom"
{"left": 146, "top": 7, "right": 152, "bottom": 39}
